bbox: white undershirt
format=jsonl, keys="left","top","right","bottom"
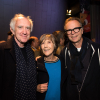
{"left": 77, "top": 47, "right": 81, "bottom": 52}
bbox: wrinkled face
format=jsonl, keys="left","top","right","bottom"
{"left": 41, "top": 39, "right": 55, "bottom": 57}
{"left": 11, "top": 17, "right": 31, "bottom": 47}
{"left": 64, "top": 20, "right": 83, "bottom": 44}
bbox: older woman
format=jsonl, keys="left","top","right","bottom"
{"left": 36, "top": 34, "right": 63, "bottom": 100}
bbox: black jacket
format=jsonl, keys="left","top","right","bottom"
{"left": 36, "top": 56, "right": 66, "bottom": 100}
{"left": 0, "top": 36, "right": 36, "bottom": 100}
{"left": 0, "top": 37, "right": 16, "bottom": 100}
{"left": 60, "top": 37, "right": 100, "bottom": 100}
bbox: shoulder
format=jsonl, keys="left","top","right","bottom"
{"left": 91, "top": 41, "right": 100, "bottom": 48}
{"left": 0, "top": 41, "right": 7, "bottom": 50}
{"left": 0, "top": 36, "right": 13, "bottom": 50}
{"left": 85, "top": 37, "right": 100, "bottom": 49}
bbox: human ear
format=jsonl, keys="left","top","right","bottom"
{"left": 10, "top": 27, "right": 15, "bottom": 35}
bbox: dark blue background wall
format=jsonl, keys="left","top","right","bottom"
{"left": 0, "top": 0, "right": 67, "bottom": 40}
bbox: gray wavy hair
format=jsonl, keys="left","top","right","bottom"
{"left": 10, "top": 14, "right": 33, "bottom": 32}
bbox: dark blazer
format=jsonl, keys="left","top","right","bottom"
{"left": 0, "top": 36, "right": 17, "bottom": 100}
{"left": 60, "top": 37, "right": 100, "bottom": 100}
{"left": 36, "top": 56, "right": 67, "bottom": 100}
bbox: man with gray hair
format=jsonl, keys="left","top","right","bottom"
{"left": 0, "top": 14, "right": 37, "bottom": 100}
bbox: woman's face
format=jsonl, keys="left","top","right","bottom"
{"left": 41, "top": 39, "right": 55, "bottom": 57}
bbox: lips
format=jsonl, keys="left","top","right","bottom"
{"left": 71, "top": 35, "right": 77, "bottom": 39}
{"left": 44, "top": 49, "right": 50, "bottom": 51}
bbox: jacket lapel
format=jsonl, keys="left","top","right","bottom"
{"left": 4, "top": 36, "right": 16, "bottom": 63}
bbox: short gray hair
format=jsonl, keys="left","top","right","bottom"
{"left": 10, "top": 14, "right": 33, "bottom": 32}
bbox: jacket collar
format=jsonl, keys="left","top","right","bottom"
{"left": 66, "top": 37, "right": 99, "bottom": 51}
{"left": 4, "top": 36, "right": 16, "bottom": 62}
{"left": 64, "top": 37, "right": 97, "bottom": 68}
{"left": 4, "top": 36, "right": 13, "bottom": 49}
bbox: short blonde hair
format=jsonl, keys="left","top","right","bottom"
{"left": 10, "top": 13, "right": 33, "bottom": 32}
{"left": 64, "top": 17, "right": 82, "bottom": 30}
{"left": 40, "top": 34, "right": 57, "bottom": 54}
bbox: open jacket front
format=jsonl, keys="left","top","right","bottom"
{"left": 60, "top": 37, "right": 100, "bottom": 100}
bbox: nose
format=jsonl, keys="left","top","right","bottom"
{"left": 71, "top": 30, "right": 75, "bottom": 35}
{"left": 44, "top": 43, "right": 48, "bottom": 48}
{"left": 23, "top": 28, "right": 27, "bottom": 34}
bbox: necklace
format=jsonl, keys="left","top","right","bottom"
{"left": 44, "top": 56, "right": 58, "bottom": 62}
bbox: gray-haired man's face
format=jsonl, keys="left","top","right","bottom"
{"left": 11, "top": 17, "right": 31, "bottom": 47}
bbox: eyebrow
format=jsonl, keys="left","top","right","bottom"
{"left": 26, "top": 26, "right": 31, "bottom": 29}
{"left": 17, "top": 25, "right": 31, "bottom": 28}
{"left": 66, "top": 27, "right": 82, "bottom": 30}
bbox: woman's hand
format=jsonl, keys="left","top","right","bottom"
{"left": 37, "top": 82, "right": 48, "bottom": 93}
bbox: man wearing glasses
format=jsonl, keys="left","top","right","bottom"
{"left": 61, "top": 17, "right": 100, "bottom": 100}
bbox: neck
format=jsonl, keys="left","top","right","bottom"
{"left": 72, "top": 37, "right": 83, "bottom": 48}
{"left": 14, "top": 36, "right": 24, "bottom": 48}
{"left": 44, "top": 54, "right": 57, "bottom": 62}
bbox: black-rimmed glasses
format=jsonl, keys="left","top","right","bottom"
{"left": 65, "top": 27, "right": 82, "bottom": 35}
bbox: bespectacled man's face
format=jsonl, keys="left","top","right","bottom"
{"left": 11, "top": 17, "right": 31, "bottom": 47}
{"left": 64, "top": 20, "right": 83, "bottom": 46}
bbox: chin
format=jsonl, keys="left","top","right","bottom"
{"left": 44, "top": 53, "right": 53, "bottom": 57}
{"left": 21, "top": 40, "right": 28, "bottom": 44}
{"left": 70, "top": 38, "right": 77, "bottom": 42}
{"left": 22, "top": 39, "right": 28, "bottom": 43}
{"left": 44, "top": 54, "right": 49, "bottom": 57}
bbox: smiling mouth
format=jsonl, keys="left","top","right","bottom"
{"left": 22, "top": 35, "right": 27, "bottom": 37}
{"left": 22, "top": 36, "right": 28, "bottom": 39}
{"left": 71, "top": 35, "right": 77, "bottom": 39}
{"left": 44, "top": 49, "right": 50, "bottom": 51}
